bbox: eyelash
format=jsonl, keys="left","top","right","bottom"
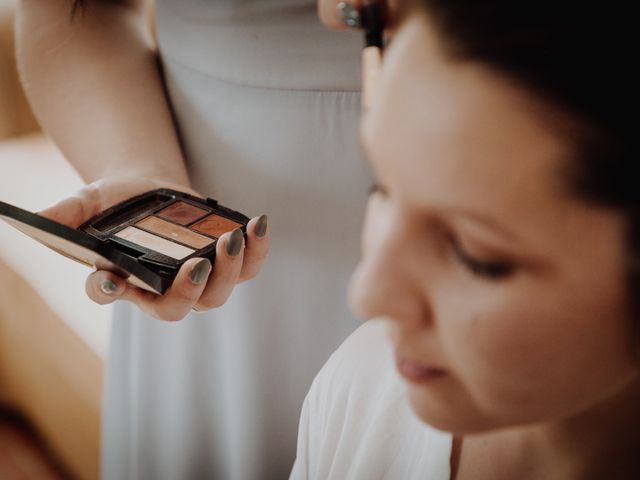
{"left": 368, "top": 183, "right": 516, "bottom": 281}
{"left": 449, "top": 237, "right": 515, "bottom": 281}
{"left": 369, "top": 183, "right": 384, "bottom": 196}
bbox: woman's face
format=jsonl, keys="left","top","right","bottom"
{"left": 350, "top": 12, "right": 638, "bottom": 433}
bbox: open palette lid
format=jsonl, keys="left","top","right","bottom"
{"left": 0, "top": 201, "right": 165, "bottom": 294}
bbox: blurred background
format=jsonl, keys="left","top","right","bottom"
{"left": 0, "top": 0, "right": 111, "bottom": 478}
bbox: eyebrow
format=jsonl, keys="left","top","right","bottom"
{"left": 372, "top": 182, "right": 524, "bottom": 246}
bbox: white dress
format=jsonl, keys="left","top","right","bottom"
{"left": 290, "top": 320, "right": 453, "bottom": 479}
{"left": 102, "top": 1, "right": 372, "bottom": 479}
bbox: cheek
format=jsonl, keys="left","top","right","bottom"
{"left": 437, "top": 278, "right": 637, "bottom": 421}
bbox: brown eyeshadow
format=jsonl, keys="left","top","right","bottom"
{"left": 191, "top": 214, "right": 243, "bottom": 238}
{"left": 115, "top": 226, "right": 195, "bottom": 260}
{"left": 136, "top": 216, "right": 214, "bottom": 249}
{"left": 157, "top": 201, "right": 209, "bottom": 225}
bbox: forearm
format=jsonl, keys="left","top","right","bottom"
{"left": 16, "top": 0, "right": 189, "bottom": 186}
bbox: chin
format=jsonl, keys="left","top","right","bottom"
{"left": 405, "top": 383, "right": 503, "bottom": 434}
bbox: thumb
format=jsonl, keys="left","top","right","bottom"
{"left": 38, "top": 194, "right": 101, "bottom": 228}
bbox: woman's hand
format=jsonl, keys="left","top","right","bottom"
{"left": 39, "top": 176, "right": 269, "bottom": 321}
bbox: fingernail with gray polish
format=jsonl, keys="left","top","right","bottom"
{"left": 255, "top": 214, "right": 268, "bottom": 238}
{"left": 226, "top": 228, "right": 244, "bottom": 257}
{"left": 337, "top": 1, "right": 361, "bottom": 28}
{"left": 190, "top": 258, "right": 212, "bottom": 284}
{"left": 101, "top": 279, "right": 118, "bottom": 295}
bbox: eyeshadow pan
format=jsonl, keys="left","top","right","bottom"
{"left": 115, "top": 226, "right": 195, "bottom": 260}
{"left": 191, "top": 214, "right": 243, "bottom": 238}
{"left": 136, "top": 216, "right": 214, "bottom": 249}
{"left": 157, "top": 201, "right": 209, "bottom": 225}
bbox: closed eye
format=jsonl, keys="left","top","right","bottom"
{"left": 368, "top": 183, "right": 387, "bottom": 197}
{"left": 449, "top": 236, "right": 516, "bottom": 281}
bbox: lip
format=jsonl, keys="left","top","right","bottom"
{"left": 394, "top": 353, "right": 447, "bottom": 384}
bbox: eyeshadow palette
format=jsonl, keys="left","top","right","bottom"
{"left": 0, "top": 189, "right": 249, "bottom": 294}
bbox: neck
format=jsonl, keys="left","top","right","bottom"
{"left": 454, "top": 377, "right": 640, "bottom": 480}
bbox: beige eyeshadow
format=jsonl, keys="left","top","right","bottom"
{"left": 157, "top": 201, "right": 209, "bottom": 225}
{"left": 136, "top": 216, "right": 214, "bottom": 249}
{"left": 115, "top": 226, "right": 195, "bottom": 260}
{"left": 191, "top": 214, "right": 242, "bottom": 238}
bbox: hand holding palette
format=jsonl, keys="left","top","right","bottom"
{"left": 0, "top": 189, "right": 249, "bottom": 294}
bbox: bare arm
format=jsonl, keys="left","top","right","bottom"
{"left": 16, "top": 0, "right": 189, "bottom": 185}
{"left": 13, "top": 0, "right": 270, "bottom": 321}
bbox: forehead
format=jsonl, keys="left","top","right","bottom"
{"left": 362, "top": 13, "right": 592, "bottom": 244}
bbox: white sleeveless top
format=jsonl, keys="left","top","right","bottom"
{"left": 290, "top": 320, "right": 453, "bottom": 479}
{"left": 102, "top": 1, "right": 372, "bottom": 479}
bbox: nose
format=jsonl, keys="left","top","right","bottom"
{"left": 348, "top": 203, "right": 432, "bottom": 330}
